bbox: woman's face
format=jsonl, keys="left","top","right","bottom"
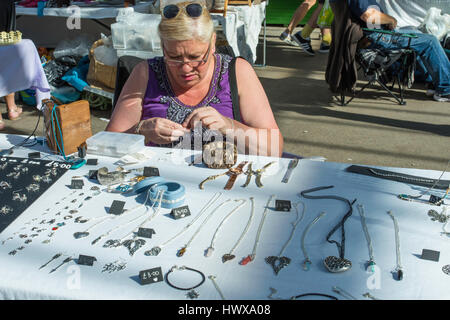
{"left": 163, "top": 38, "right": 214, "bottom": 90}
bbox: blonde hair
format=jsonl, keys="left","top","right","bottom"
{"left": 158, "top": 1, "right": 214, "bottom": 43}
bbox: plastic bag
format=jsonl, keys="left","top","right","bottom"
{"left": 317, "top": 0, "right": 334, "bottom": 28}
{"left": 53, "top": 34, "right": 95, "bottom": 59}
{"left": 418, "top": 7, "right": 450, "bottom": 41}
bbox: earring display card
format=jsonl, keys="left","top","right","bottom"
{"left": 0, "top": 157, "right": 70, "bottom": 234}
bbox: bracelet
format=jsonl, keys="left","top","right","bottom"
{"left": 165, "top": 265, "right": 206, "bottom": 291}
{"left": 291, "top": 293, "right": 338, "bottom": 300}
{"left": 135, "top": 120, "right": 145, "bottom": 135}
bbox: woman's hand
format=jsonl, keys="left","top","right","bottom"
{"left": 182, "top": 106, "right": 233, "bottom": 135}
{"left": 137, "top": 118, "right": 189, "bottom": 145}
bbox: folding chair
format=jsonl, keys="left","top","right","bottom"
{"left": 339, "top": 29, "right": 418, "bottom": 106}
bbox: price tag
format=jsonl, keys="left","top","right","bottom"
{"left": 143, "top": 167, "right": 160, "bottom": 177}
{"left": 70, "top": 179, "right": 84, "bottom": 189}
{"left": 171, "top": 205, "right": 191, "bottom": 220}
{"left": 86, "top": 159, "right": 98, "bottom": 166}
{"left": 139, "top": 267, "right": 163, "bottom": 285}
{"left": 137, "top": 228, "right": 156, "bottom": 239}
{"left": 421, "top": 249, "right": 440, "bottom": 262}
{"left": 429, "top": 195, "right": 443, "bottom": 205}
{"left": 28, "top": 152, "right": 41, "bottom": 159}
{"left": 77, "top": 254, "right": 97, "bottom": 266}
{"left": 275, "top": 200, "right": 291, "bottom": 212}
{"left": 109, "top": 200, "right": 126, "bottom": 215}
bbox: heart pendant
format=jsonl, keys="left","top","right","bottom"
{"left": 323, "top": 256, "right": 352, "bottom": 273}
{"left": 144, "top": 247, "right": 161, "bottom": 256}
{"left": 122, "top": 239, "right": 146, "bottom": 256}
{"left": 222, "top": 254, "right": 235, "bottom": 263}
{"left": 265, "top": 256, "right": 291, "bottom": 275}
{"left": 73, "top": 232, "right": 89, "bottom": 239}
{"left": 103, "top": 239, "right": 122, "bottom": 248}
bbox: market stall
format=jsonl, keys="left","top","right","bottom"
{"left": 0, "top": 132, "right": 449, "bottom": 300}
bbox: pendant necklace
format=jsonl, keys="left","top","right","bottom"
{"left": 265, "top": 201, "right": 306, "bottom": 275}
{"left": 177, "top": 198, "right": 235, "bottom": 257}
{"left": 301, "top": 211, "right": 327, "bottom": 271}
{"left": 102, "top": 189, "right": 165, "bottom": 256}
{"left": 300, "top": 186, "right": 356, "bottom": 273}
{"left": 357, "top": 204, "right": 376, "bottom": 272}
{"left": 144, "top": 192, "right": 223, "bottom": 256}
{"left": 205, "top": 199, "right": 248, "bottom": 258}
{"left": 387, "top": 210, "right": 403, "bottom": 280}
{"left": 240, "top": 194, "right": 276, "bottom": 266}
{"left": 222, "top": 197, "right": 255, "bottom": 263}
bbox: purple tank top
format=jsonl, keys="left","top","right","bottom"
{"left": 142, "top": 53, "right": 234, "bottom": 124}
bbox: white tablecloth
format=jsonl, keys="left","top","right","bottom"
{"left": 0, "top": 133, "right": 449, "bottom": 300}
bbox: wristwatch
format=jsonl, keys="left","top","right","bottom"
{"left": 224, "top": 161, "right": 248, "bottom": 190}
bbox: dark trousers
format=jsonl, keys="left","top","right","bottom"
{"left": 0, "top": 0, "right": 16, "bottom": 32}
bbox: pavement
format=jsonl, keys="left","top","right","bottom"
{"left": 1, "top": 26, "right": 449, "bottom": 171}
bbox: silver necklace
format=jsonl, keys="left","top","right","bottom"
{"left": 265, "top": 201, "right": 306, "bottom": 275}
{"left": 301, "top": 211, "right": 326, "bottom": 271}
{"left": 144, "top": 192, "right": 223, "bottom": 256}
{"left": 208, "top": 275, "right": 226, "bottom": 300}
{"left": 222, "top": 197, "right": 255, "bottom": 263}
{"left": 357, "top": 204, "right": 376, "bottom": 272}
{"left": 240, "top": 194, "right": 276, "bottom": 266}
{"left": 332, "top": 286, "right": 357, "bottom": 300}
{"left": 205, "top": 199, "right": 248, "bottom": 257}
{"left": 178, "top": 198, "right": 234, "bottom": 257}
{"left": 387, "top": 210, "right": 403, "bottom": 280}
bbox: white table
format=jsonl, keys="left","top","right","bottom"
{"left": 0, "top": 133, "right": 449, "bottom": 300}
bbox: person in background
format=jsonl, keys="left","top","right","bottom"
{"left": 0, "top": 0, "right": 23, "bottom": 130}
{"left": 280, "top": 0, "right": 332, "bottom": 55}
{"left": 340, "top": 0, "right": 449, "bottom": 102}
{"left": 106, "top": 1, "right": 283, "bottom": 156}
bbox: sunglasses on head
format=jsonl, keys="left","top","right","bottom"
{"left": 162, "top": 3, "right": 204, "bottom": 19}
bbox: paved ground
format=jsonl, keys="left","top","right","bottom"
{"left": 1, "top": 26, "right": 449, "bottom": 171}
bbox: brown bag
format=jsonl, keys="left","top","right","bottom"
{"left": 42, "top": 99, "right": 92, "bottom": 156}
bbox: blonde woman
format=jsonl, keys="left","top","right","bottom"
{"left": 106, "top": 1, "right": 283, "bottom": 156}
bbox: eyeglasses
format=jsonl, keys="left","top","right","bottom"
{"left": 164, "top": 42, "right": 212, "bottom": 67}
{"left": 162, "top": 3, "right": 204, "bottom": 19}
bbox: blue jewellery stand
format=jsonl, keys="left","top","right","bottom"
{"left": 133, "top": 176, "right": 166, "bottom": 194}
{"left": 149, "top": 182, "right": 186, "bottom": 209}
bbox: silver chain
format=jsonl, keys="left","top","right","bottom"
{"left": 277, "top": 201, "right": 305, "bottom": 257}
{"left": 356, "top": 204, "right": 375, "bottom": 265}
{"left": 208, "top": 275, "right": 226, "bottom": 300}
{"left": 226, "top": 197, "right": 255, "bottom": 256}
{"left": 249, "top": 195, "right": 276, "bottom": 259}
{"left": 387, "top": 210, "right": 403, "bottom": 271}
{"left": 301, "top": 211, "right": 326, "bottom": 270}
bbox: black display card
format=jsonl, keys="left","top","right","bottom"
{"left": 137, "top": 227, "right": 155, "bottom": 239}
{"left": 143, "top": 167, "right": 160, "bottom": 177}
{"left": 28, "top": 152, "right": 41, "bottom": 159}
{"left": 70, "top": 179, "right": 84, "bottom": 189}
{"left": 0, "top": 157, "right": 70, "bottom": 234}
{"left": 77, "top": 255, "right": 97, "bottom": 266}
{"left": 86, "top": 159, "right": 98, "bottom": 166}
{"left": 171, "top": 205, "right": 191, "bottom": 219}
{"left": 275, "top": 200, "right": 291, "bottom": 212}
{"left": 109, "top": 200, "right": 126, "bottom": 215}
{"left": 88, "top": 170, "right": 98, "bottom": 180}
{"left": 139, "top": 267, "right": 163, "bottom": 285}
{"left": 421, "top": 249, "right": 440, "bottom": 262}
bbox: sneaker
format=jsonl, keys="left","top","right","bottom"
{"left": 279, "top": 31, "right": 298, "bottom": 47}
{"left": 433, "top": 93, "right": 450, "bottom": 102}
{"left": 318, "top": 42, "right": 330, "bottom": 53}
{"left": 292, "top": 32, "right": 315, "bottom": 55}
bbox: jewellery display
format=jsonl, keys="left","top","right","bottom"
{"left": 102, "top": 259, "right": 127, "bottom": 273}
{"left": 205, "top": 199, "right": 247, "bottom": 257}
{"left": 222, "top": 197, "right": 255, "bottom": 263}
{"left": 240, "top": 195, "right": 276, "bottom": 266}
{"left": 356, "top": 204, "right": 376, "bottom": 272}
{"left": 165, "top": 265, "right": 206, "bottom": 291}
{"left": 178, "top": 198, "right": 235, "bottom": 257}
{"left": 145, "top": 192, "right": 223, "bottom": 256}
{"left": 265, "top": 201, "right": 306, "bottom": 275}
{"left": 242, "top": 161, "right": 276, "bottom": 188}
{"left": 148, "top": 182, "right": 185, "bottom": 209}
{"left": 300, "top": 186, "right": 356, "bottom": 273}
{"left": 281, "top": 158, "right": 299, "bottom": 183}
{"left": 39, "top": 253, "right": 62, "bottom": 270}
{"left": 208, "top": 275, "right": 226, "bottom": 300}
{"left": 301, "top": 211, "right": 327, "bottom": 271}
{"left": 387, "top": 210, "right": 403, "bottom": 281}
{"left": 73, "top": 216, "right": 115, "bottom": 239}
{"left": 49, "top": 256, "right": 73, "bottom": 273}
{"left": 199, "top": 161, "right": 248, "bottom": 190}
{"left": 428, "top": 207, "right": 448, "bottom": 223}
